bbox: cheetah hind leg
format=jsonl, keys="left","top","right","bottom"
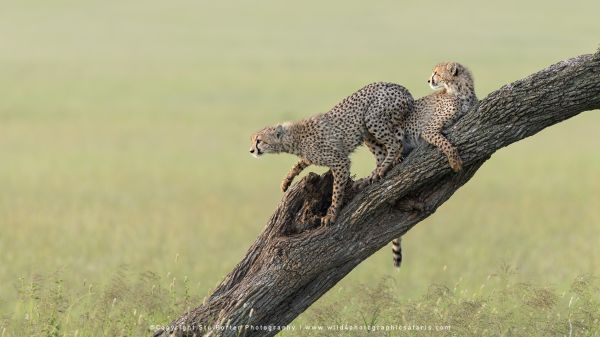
{"left": 367, "top": 124, "right": 402, "bottom": 183}
{"left": 393, "top": 127, "right": 406, "bottom": 166}
{"left": 354, "top": 137, "right": 386, "bottom": 190}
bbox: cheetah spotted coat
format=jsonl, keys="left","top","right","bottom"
{"left": 392, "top": 62, "right": 478, "bottom": 268}
{"left": 250, "top": 82, "right": 414, "bottom": 226}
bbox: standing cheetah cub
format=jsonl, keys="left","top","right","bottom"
{"left": 250, "top": 82, "right": 414, "bottom": 226}
{"left": 392, "top": 62, "right": 478, "bottom": 268}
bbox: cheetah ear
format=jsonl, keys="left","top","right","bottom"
{"left": 447, "top": 63, "right": 459, "bottom": 76}
{"left": 275, "top": 124, "right": 284, "bottom": 139}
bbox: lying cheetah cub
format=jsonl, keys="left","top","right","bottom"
{"left": 405, "top": 61, "right": 478, "bottom": 171}
{"left": 391, "top": 62, "right": 478, "bottom": 268}
{"left": 250, "top": 82, "right": 414, "bottom": 226}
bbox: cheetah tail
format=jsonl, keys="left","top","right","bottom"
{"left": 392, "top": 237, "right": 402, "bottom": 268}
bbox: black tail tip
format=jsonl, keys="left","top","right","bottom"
{"left": 393, "top": 259, "right": 402, "bottom": 268}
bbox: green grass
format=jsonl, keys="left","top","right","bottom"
{"left": 0, "top": 0, "right": 599, "bottom": 336}
{"left": 292, "top": 270, "right": 600, "bottom": 337}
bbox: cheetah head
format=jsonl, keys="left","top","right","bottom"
{"left": 249, "top": 124, "right": 286, "bottom": 158}
{"left": 427, "top": 62, "right": 474, "bottom": 94}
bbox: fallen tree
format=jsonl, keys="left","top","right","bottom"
{"left": 153, "top": 50, "right": 600, "bottom": 337}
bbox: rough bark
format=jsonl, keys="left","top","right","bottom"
{"left": 152, "top": 50, "right": 600, "bottom": 337}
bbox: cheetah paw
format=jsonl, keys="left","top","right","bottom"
{"left": 352, "top": 178, "right": 369, "bottom": 190}
{"left": 450, "top": 157, "right": 463, "bottom": 172}
{"left": 370, "top": 168, "right": 388, "bottom": 183}
{"left": 320, "top": 214, "right": 336, "bottom": 226}
{"left": 369, "top": 174, "right": 381, "bottom": 185}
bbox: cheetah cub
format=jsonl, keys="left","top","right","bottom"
{"left": 391, "top": 62, "right": 478, "bottom": 268}
{"left": 250, "top": 82, "right": 414, "bottom": 226}
{"left": 404, "top": 61, "right": 478, "bottom": 171}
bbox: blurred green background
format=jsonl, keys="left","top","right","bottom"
{"left": 0, "top": 0, "right": 599, "bottom": 336}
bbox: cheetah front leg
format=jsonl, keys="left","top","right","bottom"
{"left": 281, "top": 159, "right": 310, "bottom": 192}
{"left": 321, "top": 160, "right": 350, "bottom": 226}
{"left": 422, "top": 123, "right": 463, "bottom": 172}
{"left": 394, "top": 127, "right": 406, "bottom": 165}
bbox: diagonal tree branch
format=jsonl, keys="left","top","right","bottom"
{"left": 152, "top": 50, "right": 600, "bottom": 337}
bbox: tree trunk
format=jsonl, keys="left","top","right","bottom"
{"left": 152, "top": 50, "right": 600, "bottom": 337}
